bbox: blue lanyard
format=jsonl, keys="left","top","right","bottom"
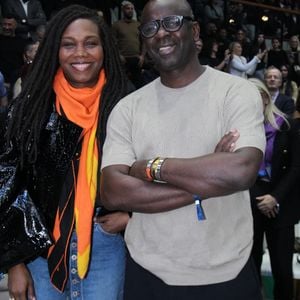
{"left": 193, "top": 195, "right": 206, "bottom": 221}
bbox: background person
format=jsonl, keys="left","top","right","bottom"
{"left": 228, "top": 41, "right": 265, "bottom": 78}
{"left": 251, "top": 33, "right": 267, "bottom": 81}
{"left": 13, "top": 39, "right": 40, "bottom": 98}
{"left": 0, "top": 14, "right": 27, "bottom": 99}
{"left": 280, "top": 64, "right": 299, "bottom": 103}
{"left": 112, "top": 1, "right": 145, "bottom": 88}
{"left": 264, "top": 66, "right": 295, "bottom": 116}
{"left": 286, "top": 35, "right": 300, "bottom": 86}
{"left": 2, "top": 5, "right": 129, "bottom": 300}
{"left": 1, "top": 0, "right": 47, "bottom": 39}
{"left": 248, "top": 78, "right": 300, "bottom": 300}
{"left": 265, "top": 38, "right": 289, "bottom": 69}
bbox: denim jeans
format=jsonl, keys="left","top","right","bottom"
{"left": 27, "top": 223, "right": 126, "bottom": 300}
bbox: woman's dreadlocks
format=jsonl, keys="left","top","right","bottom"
{"left": 7, "top": 5, "right": 127, "bottom": 168}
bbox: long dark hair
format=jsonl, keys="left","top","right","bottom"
{"left": 7, "top": 5, "right": 127, "bottom": 167}
{"left": 280, "top": 64, "right": 292, "bottom": 97}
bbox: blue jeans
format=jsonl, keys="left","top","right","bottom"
{"left": 27, "top": 223, "right": 126, "bottom": 300}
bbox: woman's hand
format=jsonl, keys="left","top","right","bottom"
{"left": 214, "top": 129, "right": 240, "bottom": 153}
{"left": 8, "top": 263, "right": 35, "bottom": 300}
{"left": 94, "top": 211, "right": 130, "bottom": 234}
{"left": 256, "top": 194, "right": 279, "bottom": 218}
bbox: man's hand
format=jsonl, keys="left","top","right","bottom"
{"left": 214, "top": 129, "right": 239, "bottom": 153}
{"left": 94, "top": 211, "right": 130, "bottom": 234}
{"left": 256, "top": 194, "right": 279, "bottom": 218}
{"left": 8, "top": 263, "right": 35, "bottom": 300}
{"left": 129, "top": 159, "right": 148, "bottom": 181}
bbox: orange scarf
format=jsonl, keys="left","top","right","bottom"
{"left": 52, "top": 68, "right": 105, "bottom": 279}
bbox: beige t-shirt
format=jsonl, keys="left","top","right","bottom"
{"left": 102, "top": 66, "right": 266, "bottom": 285}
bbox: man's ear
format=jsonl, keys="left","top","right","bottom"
{"left": 192, "top": 21, "right": 200, "bottom": 42}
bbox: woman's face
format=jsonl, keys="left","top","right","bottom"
{"left": 59, "top": 18, "right": 104, "bottom": 88}
{"left": 212, "top": 42, "right": 219, "bottom": 53}
{"left": 272, "top": 39, "right": 280, "bottom": 49}
{"left": 232, "top": 43, "right": 242, "bottom": 56}
{"left": 280, "top": 66, "right": 288, "bottom": 79}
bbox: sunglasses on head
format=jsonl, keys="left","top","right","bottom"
{"left": 138, "top": 15, "right": 194, "bottom": 39}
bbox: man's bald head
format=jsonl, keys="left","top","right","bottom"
{"left": 141, "top": 0, "right": 193, "bottom": 22}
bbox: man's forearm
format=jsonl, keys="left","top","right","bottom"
{"left": 101, "top": 166, "right": 193, "bottom": 213}
{"left": 160, "top": 148, "right": 262, "bottom": 198}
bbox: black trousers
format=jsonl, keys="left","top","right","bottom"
{"left": 124, "top": 253, "right": 262, "bottom": 300}
{"left": 251, "top": 180, "right": 295, "bottom": 300}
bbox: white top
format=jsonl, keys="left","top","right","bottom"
{"left": 102, "top": 66, "right": 266, "bottom": 285}
{"left": 229, "top": 55, "right": 260, "bottom": 78}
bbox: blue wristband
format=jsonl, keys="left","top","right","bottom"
{"left": 193, "top": 195, "right": 206, "bottom": 221}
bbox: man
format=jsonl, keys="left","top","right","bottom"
{"left": 112, "top": 1, "right": 145, "bottom": 88}
{"left": 1, "top": 0, "right": 46, "bottom": 39}
{"left": 235, "top": 28, "right": 251, "bottom": 60}
{"left": 286, "top": 35, "right": 300, "bottom": 85}
{"left": 101, "top": 0, "right": 265, "bottom": 299}
{"left": 0, "top": 15, "right": 27, "bottom": 98}
{"left": 264, "top": 66, "right": 295, "bottom": 116}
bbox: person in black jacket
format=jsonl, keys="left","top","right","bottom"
{"left": 264, "top": 66, "right": 295, "bottom": 116}
{"left": 249, "top": 78, "right": 300, "bottom": 300}
{"left": 1, "top": 0, "right": 46, "bottom": 39}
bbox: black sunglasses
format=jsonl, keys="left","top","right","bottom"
{"left": 138, "top": 15, "right": 194, "bottom": 39}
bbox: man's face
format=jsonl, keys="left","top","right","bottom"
{"left": 123, "top": 4, "right": 134, "bottom": 19}
{"left": 206, "top": 23, "right": 217, "bottom": 35}
{"left": 272, "top": 39, "right": 280, "bottom": 49}
{"left": 290, "top": 37, "right": 299, "bottom": 49}
{"left": 219, "top": 29, "right": 227, "bottom": 39}
{"left": 236, "top": 30, "right": 245, "bottom": 42}
{"left": 265, "top": 69, "right": 282, "bottom": 91}
{"left": 141, "top": 2, "right": 198, "bottom": 74}
{"left": 257, "top": 34, "right": 264, "bottom": 44}
{"left": 2, "top": 18, "right": 17, "bottom": 36}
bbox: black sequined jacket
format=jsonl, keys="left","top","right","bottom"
{"left": 1, "top": 108, "right": 82, "bottom": 233}
{"left": 0, "top": 107, "right": 86, "bottom": 270}
{"left": 30, "top": 111, "right": 83, "bottom": 230}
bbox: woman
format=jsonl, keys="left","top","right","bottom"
{"left": 2, "top": 5, "right": 129, "bottom": 300}
{"left": 280, "top": 64, "right": 299, "bottom": 102}
{"left": 265, "top": 38, "right": 289, "bottom": 69}
{"left": 286, "top": 35, "right": 300, "bottom": 85}
{"left": 199, "top": 39, "right": 230, "bottom": 71}
{"left": 251, "top": 33, "right": 267, "bottom": 80}
{"left": 248, "top": 78, "right": 300, "bottom": 300}
{"left": 13, "top": 39, "right": 40, "bottom": 98}
{"left": 228, "top": 41, "right": 265, "bottom": 78}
